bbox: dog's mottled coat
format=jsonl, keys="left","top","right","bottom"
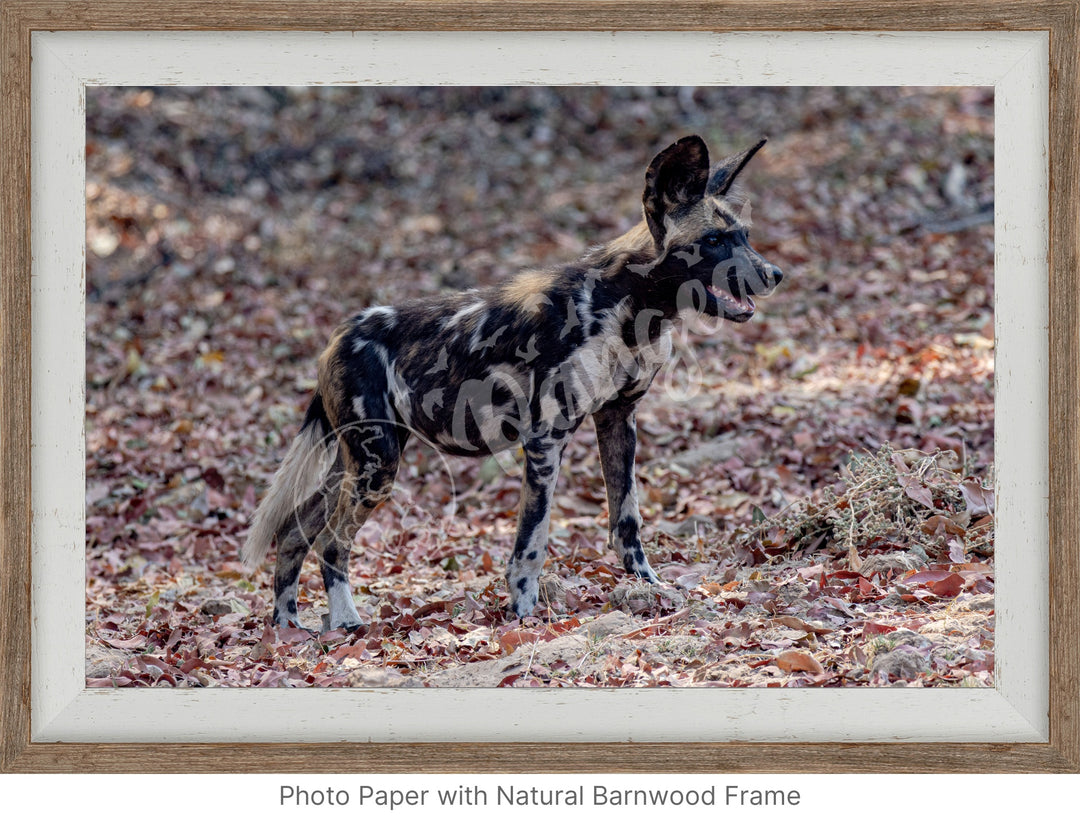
{"left": 243, "top": 135, "right": 783, "bottom": 628}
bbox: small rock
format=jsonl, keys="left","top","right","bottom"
{"left": 869, "top": 645, "right": 928, "bottom": 680}
{"left": 85, "top": 641, "right": 133, "bottom": 679}
{"left": 956, "top": 593, "right": 995, "bottom": 613}
{"left": 579, "top": 610, "right": 638, "bottom": 638}
{"left": 652, "top": 436, "right": 740, "bottom": 474}
{"left": 155, "top": 480, "right": 209, "bottom": 520}
{"left": 345, "top": 668, "right": 423, "bottom": 688}
{"left": 537, "top": 574, "right": 568, "bottom": 611}
{"left": 609, "top": 582, "right": 686, "bottom": 615}
{"left": 878, "top": 628, "right": 933, "bottom": 652}
{"left": 666, "top": 515, "right": 716, "bottom": 537}
{"left": 777, "top": 581, "right": 810, "bottom": 604}
{"left": 643, "top": 635, "right": 705, "bottom": 663}
{"left": 200, "top": 596, "right": 249, "bottom": 616}
{"left": 860, "top": 546, "right": 928, "bottom": 576}
{"left": 424, "top": 634, "right": 590, "bottom": 687}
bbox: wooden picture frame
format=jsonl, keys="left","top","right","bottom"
{"left": 2, "top": 1, "right": 1077, "bottom": 773}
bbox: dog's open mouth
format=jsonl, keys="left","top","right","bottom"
{"left": 707, "top": 283, "right": 756, "bottom": 322}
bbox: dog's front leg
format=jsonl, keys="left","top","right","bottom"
{"left": 506, "top": 437, "right": 567, "bottom": 618}
{"left": 593, "top": 401, "right": 660, "bottom": 583}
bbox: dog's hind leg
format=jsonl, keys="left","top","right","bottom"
{"left": 506, "top": 435, "right": 568, "bottom": 618}
{"left": 271, "top": 452, "right": 345, "bottom": 629}
{"left": 314, "top": 415, "right": 405, "bottom": 631}
{"left": 593, "top": 401, "right": 659, "bottom": 584}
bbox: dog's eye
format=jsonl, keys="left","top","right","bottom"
{"left": 703, "top": 233, "right": 722, "bottom": 247}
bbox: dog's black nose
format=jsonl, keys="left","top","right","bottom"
{"left": 769, "top": 264, "right": 784, "bottom": 284}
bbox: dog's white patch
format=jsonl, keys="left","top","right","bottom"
{"left": 387, "top": 368, "right": 414, "bottom": 428}
{"left": 444, "top": 298, "right": 486, "bottom": 329}
{"left": 325, "top": 579, "right": 363, "bottom": 630}
{"left": 359, "top": 305, "right": 397, "bottom": 328}
{"left": 468, "top": 312, "right": 489, "bottom": 351}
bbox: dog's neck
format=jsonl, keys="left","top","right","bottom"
{"left": 584, "top": 221, "right": 657, "bottom": 274}
{"left": 580, "top": 220, "right": 667, "bottom": 304}
{"left": 580, "top": 220, "right": 689, "bottom": 318}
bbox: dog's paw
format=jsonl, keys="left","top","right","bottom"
{"left": 633, "top": 567, "right": 660, "bottom": 585}
{"left": 509, "top": 598, "right": 538, "bottom": 619}
{"left": 321, "top": 611, "right": 365, "bottom": 633}
{"left": 622, "top": 549, "right": 660, "bottom": 583}
{"left": 271, "top": 615, "right": 318, "bottom": 635}
{"left": 508, "top": 578, "right": 540, "bottom": 619}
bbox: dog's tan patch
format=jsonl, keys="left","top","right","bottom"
{"left": 317, "top": 325, "right": 351, "bottom": 428}
{"left": 500, "top": 270, "right": 556, "bottom": 312}
{"left": 602, "top": 221, "right": 655, "bottom": 260}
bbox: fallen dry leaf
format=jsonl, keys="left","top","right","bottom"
{"left": 775, "top": 650, "right": 825, "bottom": 675}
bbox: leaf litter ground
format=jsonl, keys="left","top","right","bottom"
{"left": 85, "top": 87, "right": 994, "bottom": 688}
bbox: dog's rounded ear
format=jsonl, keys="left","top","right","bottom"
{"left": 643, "top": 135, "right": 710, "bottom": 246}
{"left": 707, "top": 137, "right": 767, "bottom": 196}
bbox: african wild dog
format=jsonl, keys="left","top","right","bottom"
{"left": 241, "top": 135, "right": 783, "bottom": 629}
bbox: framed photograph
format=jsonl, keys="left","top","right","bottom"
{"left": 2, "top": 2, "right": 1077, "bottom": 773}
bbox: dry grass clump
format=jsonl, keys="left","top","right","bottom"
{"left": 748, "top": 444, "right": 994, "bottom": 563}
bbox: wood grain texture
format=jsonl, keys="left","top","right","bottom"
{"left": 0, "top": 0, "right": 1076, "bottom": 32}
{"left": 4, "top": 741, "right": 1078, "bottom": 774}
{"left": 1, "top": 0, "right": 1078, "bottom": 774}
{"left": 1047, "top": 0, "right": 1080, "bottom": 772}
{"left": 0, "top": 0, "right": 34, "bottom": 774}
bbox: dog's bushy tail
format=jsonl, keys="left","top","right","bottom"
{"left": 241, "top": 393, "right": 337, "bottom": 570}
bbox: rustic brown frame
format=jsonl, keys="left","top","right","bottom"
{"left": 2, "top": 0, "right": 1077, "bottom": 773}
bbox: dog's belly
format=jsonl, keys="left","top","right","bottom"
{"left": 400, "top": 330, "right": 671, "bottom": 456}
